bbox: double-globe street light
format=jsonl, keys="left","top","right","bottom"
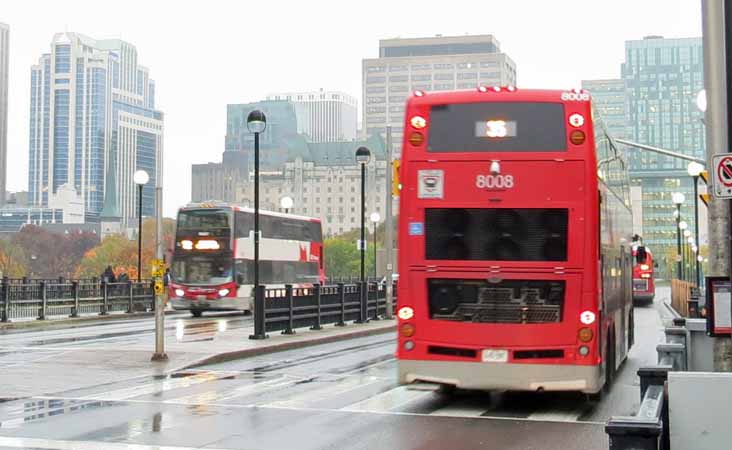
{"left": 133, "top": 170, "right": 149, "bottom": 282}
{"left": 672, "top": 192, "right": 686, "bottom": 280}
{"left": 247, "top": 110, "right": 267, "bottom": 338}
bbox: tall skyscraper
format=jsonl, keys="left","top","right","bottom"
{"left": 362, "top": 34, "right": 517, "bottom": 154}
{"left": 0, "top": 23, "right": 8, "bottom": 205}
{"left": 29, "top": 33, "right": 163, "bottom": 225}
{"left": 266, "top": 90, "right": 357, "bottom": 142}
{"left": 581, "top": 79, "right": 629, "bottom": 141}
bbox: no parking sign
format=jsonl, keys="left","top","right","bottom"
{"left": 712, "top": 154, "right": 732, "bottom": 198}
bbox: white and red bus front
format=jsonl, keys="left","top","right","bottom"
{"left": 397, "top": 89, "right": 606, "bottom": 394}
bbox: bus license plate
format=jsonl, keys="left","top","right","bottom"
{"left": 482, "top": 349, "right": 508, "bottom": 363}
{"left": 196, "top": 295, "right": 206, "bottom": 301}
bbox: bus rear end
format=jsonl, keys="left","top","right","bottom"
{"left": 632, "top": 245, "right": 655, "bottom": 304}
{"left": 397, "top": 89, "right": 603, "bottom": 394}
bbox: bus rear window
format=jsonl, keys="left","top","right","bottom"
{"left": 427, "top": 102, "right": 567, "bottom": 152}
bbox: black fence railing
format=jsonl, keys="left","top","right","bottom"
{"left": 250, "top": 281, "right": 397, "bottom": 339}
{"left": 1, "top": 278, "right": 155, "bottom": 322}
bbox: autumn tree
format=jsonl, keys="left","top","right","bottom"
{"left": 75, "top": 218, "right": 176, "bottom": 279}
{"left": 11, "top": 226, "right": 98, "bottom": 278}
{"left": 0, "top": 239, "right": 28, "bottom": 278}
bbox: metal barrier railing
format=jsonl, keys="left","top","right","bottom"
{"left": 0, "top": 278, "right": 155, "bottom": 322}
{"left": 249, "top": 281, "right": 397, "bottom": 339}
{"left": 605, "top": 319, "right": 689, "bottom": 450}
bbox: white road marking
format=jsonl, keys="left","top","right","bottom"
{"left": 430, "top": 404, "right": 491, "bottom": 418}
{"left": 263, "top": 376, "right": 388, "bottom": 408}
{"left": 26, "top": 395, "right": 606, "bottom": 426}
{"left": 527, "top": 409, "right": 584, "bottom": 423}
{"left": 341, "top": 386, "right": 433, "bottom": 412}
{"left": 0, "top": 436, "right": 231, "bottom": 450}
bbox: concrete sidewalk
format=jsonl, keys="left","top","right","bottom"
{"left": 0, "top": 318, "right": 395, "bottom": 399}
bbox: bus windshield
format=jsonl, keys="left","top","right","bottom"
{"left": 172, "top": 255, "right": 233, "bottom": 285}
{"left": 427, "top": 102, "right": 567, "bottom": 152}
{"left": 178, "top": 209, "right": 230, "bottom": 229}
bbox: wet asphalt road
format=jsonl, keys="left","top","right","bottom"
{"left": 0, "top": 294, "right": 667, "bottom": 450}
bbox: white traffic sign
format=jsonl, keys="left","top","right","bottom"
{"left": 712, "top": 154, "right": 732, "bottom": 199}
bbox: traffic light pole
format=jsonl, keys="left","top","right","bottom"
{"left": 703, "top": 0, "right": 732, "bottom": 371}
{"left": 152, "top": 185, "right": 167, "bottom": 361}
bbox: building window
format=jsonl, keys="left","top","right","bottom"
{"left": 412, "top": 74, "right": 431, "bottom": 81}
{"left": 389, "top": 75, "right": 408, "bottom": 82}
{"left": 389, "top": 64, "right": 408, "bottom": 72}
{"left": 367, "top": 76, "right": 386, "bottom": 84}
{"left": 367, "top": 66, "right": 386, "bottom": 73}
{"left": 411, "top": 64, "right": 431, "bottom": 71}
{"left": 457, "top": 72, "right": 478, "bottom": 80}
{"left": 366, "top": 86, "right": 386, "bottom": 94}
{"left": 367, "top": 96, "right": 386, "bottom": 104}
{"left": 434, "top": 73, "right": 454, "bottom": 81}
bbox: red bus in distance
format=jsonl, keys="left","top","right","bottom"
{"left": 632, "top": 239, "right": 655, "bottom": 304}
{"left": 396, "top": 87, "right": 634, "bottom": 398}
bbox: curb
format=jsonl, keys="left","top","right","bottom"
{"left": 0, "top": 310, "right": 180, "bottom": 332}
{"left": 181, "top": 322, "right": 397, "bottom": 369}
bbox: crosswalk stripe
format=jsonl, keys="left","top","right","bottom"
{"left": 527, "top": 410, "right": 584, "bottom": 422}
{"left": 263, "top": 375, "right": 388, "bottom": 408}
{"left": 430, "top": 404, "right": 491, "bottom": 417}
{"left": 0, "top": 436, "right": 230, "bottom": 450}
{"left": 341, "top": 386, "right": 433, "bottom": 412}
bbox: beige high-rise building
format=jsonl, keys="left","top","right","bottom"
{"left": 0, "top": 23, "right": 8, "bottom": 205}
{"left": 362, "top": 34, "right": 517, "bottom": 155}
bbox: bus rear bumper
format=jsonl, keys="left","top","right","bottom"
{"left": 398, "top": 359, "right": 603, "bottom": 394}
{"left": 170, "top": 297, "right": 250, "bottom": 312}
{"left": 633, "top": 292, "right": 655, "bottom": 302}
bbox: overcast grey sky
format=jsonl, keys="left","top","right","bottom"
{"left": 1, "top": 0, "right": 702, "bottom": 216}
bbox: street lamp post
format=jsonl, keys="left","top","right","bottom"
{"left": 672, "top": 192, "right": 686, "bottom": 280}
{"left": 247, "top": 110, "right": 267, "bottom": 339}
{"left": 355, "top": 147, "right": 371, "bottom": 323}
{"left": 280, "top": 196, "right": 293, "bottom": 214}
{"left": 684, "top": 230, "right": 692, "bottom": 281}
{"left": 687, "top": 161, "right": 704, "bottom": 287}
{"left": 679, "top": 221, "right": 689, "bottom": 281}
{"left": 133, "top": 170, "right": 149, "bottom": 282}
{"left": 370, "top": 212, "right": 381, "bottom": 279}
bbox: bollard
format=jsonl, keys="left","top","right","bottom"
{"left": 126, "top": 281, "right": 134, "bottom": 314}
{"left": 657, "top": 343, "right": 686, "bottom": 371}
{"left": 70, "top": 281, "right": 80, "bottom": 318}
{"left": 282, "top": 284, "right": 295, "bottom": 335}
{"left": 100, "top": 281, "right": 109, "bottom": 316}
{"left": 249, "top": 285, "right": 269, "bottom": 339}
{"left": 310, "top": 284, "right": 323, "bottom": 331}
{"left": 336, "top": 283, "right": 346, "bottom": 327}
{"left": 37, "top": 282, "right": 47, "bottom": 320}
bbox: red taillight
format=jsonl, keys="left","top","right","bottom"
{"left": 570, "top": 130, "right": 586, "bottom": 145}
{"left": 408, "top": 132, "right": 425, "bottom": 146}
{"left": 400, "top": 323, "right": 415, "bottom": 337}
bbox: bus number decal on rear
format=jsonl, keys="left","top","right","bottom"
{"left": 476, "top": 175, "right": 514, "bottom": 190}
{"left": 561, "top": 92, "right": 590, "bottom": 102}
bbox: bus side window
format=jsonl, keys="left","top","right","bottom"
{"left": 236, "top": 212, "right": 253, "bottom": 237}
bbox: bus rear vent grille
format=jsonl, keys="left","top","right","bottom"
{"left": 427, "top": 346, "right": 477, "bottom": 359}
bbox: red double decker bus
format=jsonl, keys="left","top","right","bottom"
{"left": 632, "top": 239, "right": 655, "bottom": 304}
{"left": 169, "top": 203, "right": 325, "bottom": 317}
{"left": 396, "top": 88, "right": 634, "bottom": 397}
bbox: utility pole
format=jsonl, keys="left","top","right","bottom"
{"left": 703, "top": 0, "right": 732, "bottom": 371}
{"left": 151, "top": 185, "right": 167, "bottom": 361}
{"left": 384, "top": 126, "right": 394, "bottom": 319}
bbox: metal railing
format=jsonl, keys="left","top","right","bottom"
{"left": 0, "top": 278, "right": 155, "bottom": 322}
{"left": 249, "top": 281, "right": 396, "bottom": 339}
{"left": 606, "top": 318, "right": 689, "bottom": 450}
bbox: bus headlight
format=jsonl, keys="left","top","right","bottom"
{"left": 175, "top": 289, "right": 185, "bottom": 298}
{"left": 641, "top": 273, "right": 651, "bottom": 279}
{"left": 640, "top": 264, "right": 650, "bottom": 271}
{"left": 218, "top": 289, "right": 230, "bottom": 297}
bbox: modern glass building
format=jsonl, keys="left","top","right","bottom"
{"left": 266, "top": 90, "right": 358, "bottom": 143}
{"left": 623, "top": 36, "right": 705, "bottom": 274}
{"left": 28, "top": 33, "right": 164, "bottom": 226}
